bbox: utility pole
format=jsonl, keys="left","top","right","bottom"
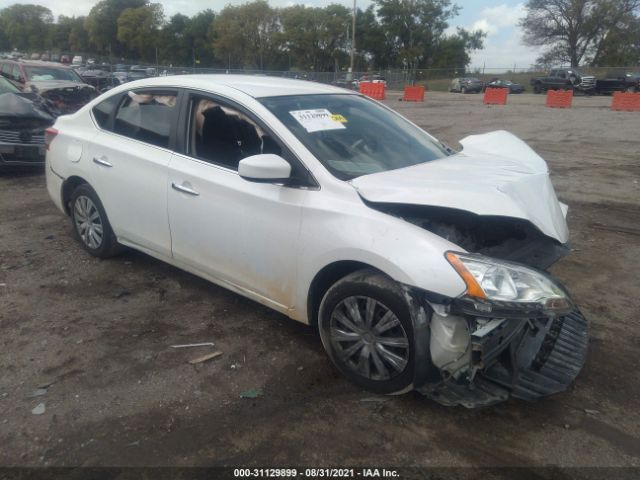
{"left": 349, "top": 0, "right": 356, "bottom": 81}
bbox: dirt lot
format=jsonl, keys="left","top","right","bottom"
{"left": 1, "top": 91, "right": 639, "bottom": 470}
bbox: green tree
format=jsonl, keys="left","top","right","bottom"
{"left": 117, "top": 3, "right": 164, "bottom": 62}
{"left": 187, "top": 9, "right": 217, "bottom": 67}
{"left": 159, "top": 13, "right": 191, "bottom": 65}
{"left": 212, "top": 0, "right": 282, "bottom": 70}
{"left": 431, "top": 28, "right": 485, "bottom": 70}
{"left": 374, "top": 0, "right": 459, "bottom": 73}
{"left": 280, "top": 4, "right": 351, "bottom": 71}
{"left": 85, "top": 0, "right": 146, "bottom": 54}
{"left": 521, "top": 0, "right": 640, "bottom": 66}
{"left": 591, "top": 12, "right": 640, "bottom": 65}
{"left": 354, "top": 5, "right": 390, "bottom": 70}
{"left": 48, "top": 16, "right": 89, "bottom": 53}
{"left": 0, "top": 4, "right": 54, "bottom": 51}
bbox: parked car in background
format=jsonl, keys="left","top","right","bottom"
{"left": 0, "top": 76, "right": 56, "bottom": 168}
{"left": 72, "top": 56, "right": 83, "bottom": 66}
{"left": 45, "top": 75, "right": 587, "bottom": 407}
{"left": 60, "top": 55, "right": 71, "bottom": 65}
{"left": 30, "top": 53, "right": 41, "bottom": 60}
{"left": 531, "top": 68, "right": 596, "bottom": 94}
{"left": 80, "top": 69, "right": 121, "bottom": 93}
{"left": 352, "top": 74, "right": 386, "bottom": 89}
{"left": 596, "top": 69, "right": 640, "bottom": 94}
{"left": 0, "top": 60, "right": 97, "bottom": 114}
{"left": 449, "top": 77, "right": 484, "bottom": 93}
{"left": 484, "top": 78, "right": 525, "bottom": 93}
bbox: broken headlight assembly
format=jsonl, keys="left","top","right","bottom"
{"left": 445, "top": 251, "right": 573, "bottom": 316}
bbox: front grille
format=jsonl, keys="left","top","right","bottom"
{"left": 0, "top": 130, "right": 45, "bottom": 145}
{"left": 580, "top": 77, "right": 596, "bottom": 88}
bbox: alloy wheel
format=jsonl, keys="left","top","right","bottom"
{"left": 74, "top": 195, "right": 104, "bottom": 249}
{"left": 329, "top": 296, "right": 410, "bottom": 381}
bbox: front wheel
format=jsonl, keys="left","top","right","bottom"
{"left": 70, "top": 183, "right": 122, "bottom": 258}
{"left": 461, "top": 86, "right": 467, "bottom": 94}
{"left": 318, "top": 269, "right": 415, "bottom": 394}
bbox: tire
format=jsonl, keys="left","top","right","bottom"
{"left": 70, "top": 183, "right": 121, "bottom": 258}
{"left": 533, "top": 82, "right": 542, "bottom": 94}
{"left": 318, "top": 269, "right": 415, "bottom": 394}
{"left": 461, "top": 86, "right": 467, "bottom": 94}
{"left": 626, "top": 85, "right": 636, "bottom": 93}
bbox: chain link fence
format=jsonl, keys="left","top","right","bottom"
{"left": 10, "top": 50, "right": 640, "bottom": 92}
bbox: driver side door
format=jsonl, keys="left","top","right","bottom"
{"left": 167, "top": 91, "right": 312, "bottom": 313}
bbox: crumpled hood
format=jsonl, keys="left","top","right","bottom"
{"left": 0, "top": 93, "right": 57, "bottom": 128}
{"left": 350, "top": 130, "right": 569, "bottom": 243}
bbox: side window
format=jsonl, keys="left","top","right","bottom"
{"left": 0, "top": 63, "right": 10, "bottom": 77}
{"left": 113, "top": 90, "right": 177, "bottom": 148}
{"left": 92, "top": 94, "right": 121, "bottom": 130}
{"left": 188, "top": 95, "right": 281, "bottom": 170}
{"left": 11, "top": 66, "right": 21, "bottom": 82}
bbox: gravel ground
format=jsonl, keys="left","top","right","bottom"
{"left": 0, "top": 91, "right": 639, "bottom": 469}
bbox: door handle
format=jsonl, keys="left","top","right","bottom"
{"left": 93, "top": 156, "right": 112, "bottom": 168}
{"left": 171, "top": 182, "right": 200, "bottom": 196}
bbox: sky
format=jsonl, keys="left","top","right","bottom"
{"left": 0, "top": 0, "right": 541, "bottom": 70}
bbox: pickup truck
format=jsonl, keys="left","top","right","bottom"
{"left": 530, "top": 68, "right": 596, "bottom": 94}
{"left": 596, "top": 70, "right": 640, "bottom": 94}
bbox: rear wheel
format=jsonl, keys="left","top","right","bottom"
{"left": 318, "top": 269, "right": 415, "bottom": 394}
{"left": 461, "top": 86, "right": 467, "bottom": 94}
{"left": 626, "top": 85, "right": 637, "bottom": 93}
{"left": 533, "top": 82, "right": 542, "bottom": 94}
{"left": 70, "top": 184, "right": 121, "bottom": 258}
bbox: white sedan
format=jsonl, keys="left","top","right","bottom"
{"left": 45, "top": 75, "right": 587, "bottom": 407}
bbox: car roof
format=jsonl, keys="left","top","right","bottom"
{"left": 122, "top": 74, "right": 355, "bottom": 98}
{"left": 2, "top": 59, "right": 74, "bottom": 69}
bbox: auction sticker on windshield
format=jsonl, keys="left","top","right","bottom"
{"left": 289, "top": 109, "right": 346, "bottom": 133}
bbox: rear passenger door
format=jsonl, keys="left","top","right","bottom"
{"left": 87, "top": 89, "right": 178, "bottom": 257}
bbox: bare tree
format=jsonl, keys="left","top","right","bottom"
{"left": 520, "top": 0, "right": 640, "bottom": 66}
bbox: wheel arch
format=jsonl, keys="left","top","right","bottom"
{"left": 61, "top": 175, "right": 90, "bottom": 215}
{"left": 306, "top": 260, "right": 388, "bottom": 328}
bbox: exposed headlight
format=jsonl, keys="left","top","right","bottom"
{"left": 446, "top": 252, "right": 572, "bottom": 313}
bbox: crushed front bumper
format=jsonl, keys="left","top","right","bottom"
{"left": 416, "top": 308, "right": 588, "bottom": 408}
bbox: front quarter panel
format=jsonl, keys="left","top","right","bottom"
{"left": 295, "top": 185, "right": 467, "bottom": 322}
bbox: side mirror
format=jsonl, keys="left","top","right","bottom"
{"left": 238, "top": 154, "right": 292, "bottom": 183}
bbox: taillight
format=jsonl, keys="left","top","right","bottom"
{"left": 44, "top": 127, "right": 58, "bottom": 150}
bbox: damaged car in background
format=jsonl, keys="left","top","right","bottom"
{"left": 45, "top": 76, "right": 587, "bottom": 407}
{"left": 0, "top": 76, "right": 57, "bottom": 168}
{"left": 0, "top": 60, "right": 97, "bottom": 114}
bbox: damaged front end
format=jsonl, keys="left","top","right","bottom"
{"left": 417, "top": 290, "right": 587, "bottom": 408}
{"left": 0, "top": 92, "right": 57, "bottom": 167}
{"left": 28, "top": 81, "right": 97, "bottom": 115}
{"left": 351, "top": 129, "right": 587, "bottom": 405}
{"left": 390, "top": 207, "right": 587, "bottom": 407}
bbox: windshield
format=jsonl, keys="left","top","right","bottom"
{"left": 24, "top": 66, "right": 83, "bottom": 82}
{"left": 260, "top": 94, "right": 449, "bottom": 180}
{"left": 0, "top": 76, "right": 19, "bottom": 94}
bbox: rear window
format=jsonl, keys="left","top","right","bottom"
{"left": 92, "top": 94, "right": 121, "bottom": 130}
{"left": 113, "top": 90, "right": 177, "bottom": 148}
